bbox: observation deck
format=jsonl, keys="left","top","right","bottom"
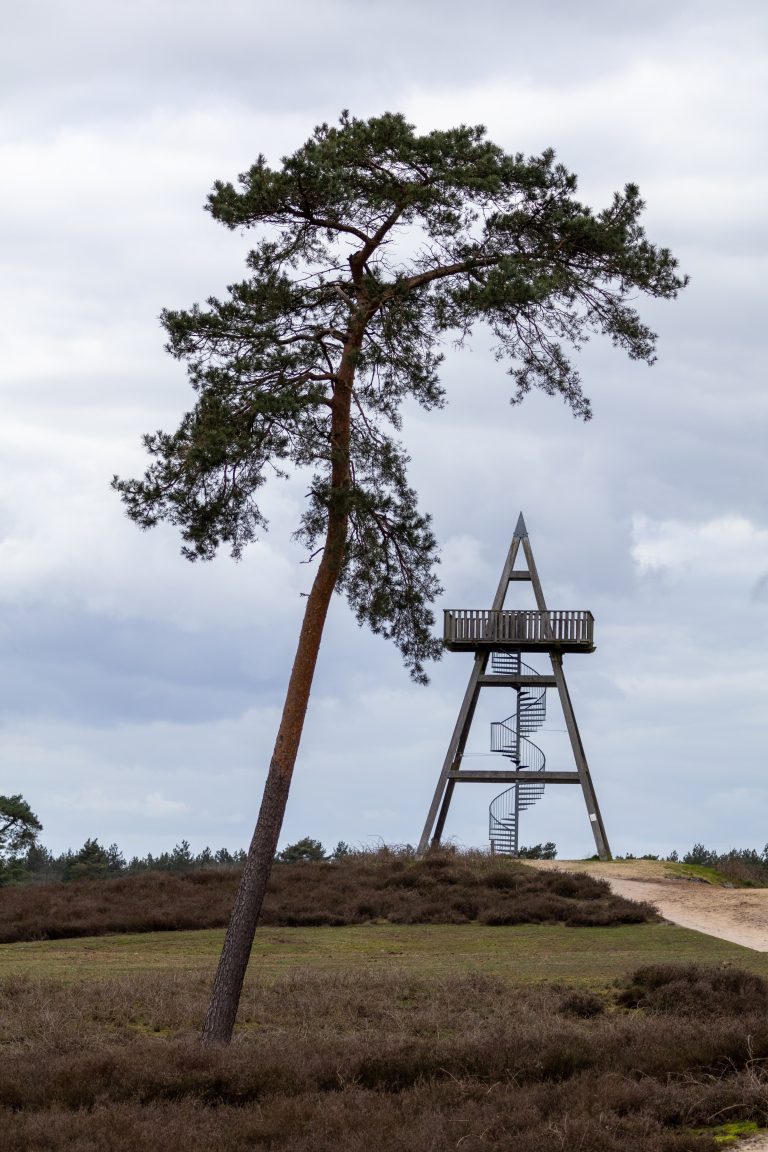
{"left": 443, "top": 609, "right": 595, "bottom": 654}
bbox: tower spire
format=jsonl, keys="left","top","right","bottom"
{"left": 514, "top": 512, "right": 528, "bottom": 539}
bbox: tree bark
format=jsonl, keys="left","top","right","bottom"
{"left": 200, "top": 332, "right": 359, "bottom": 1046}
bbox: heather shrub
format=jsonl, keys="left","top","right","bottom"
{"left": 547, "top": 872, "right": 610, "bottom": 900}
{"left": 3, "top": 967, "right": 768, "bottom": 1149}
{"left": 0, "top": 849, "right": 656, "bottom": 942}
{"left": 618, "top": 963, "right": 768, "bottom": 1016}
{"left": 558, "top": 989, "right": 605, "bottom": 1018}
{"left": 565, "top": 900, "right": 653, "bottom": 927}
{"left": 484, "top": 868, "right": 521, "bottom": 890}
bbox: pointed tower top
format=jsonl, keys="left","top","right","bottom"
{"left": 514, "top": 512, "right": 528, "bottom": 539}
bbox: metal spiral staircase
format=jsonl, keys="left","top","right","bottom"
{"left": 489, "top": 651, "right": 547, "bottom": 855}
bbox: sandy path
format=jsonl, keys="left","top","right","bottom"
{"left": 524, "top": 861, "right": 768, "bottom": 951}
{"left": 605, "top": 879, "right": 768, "bottom": 951}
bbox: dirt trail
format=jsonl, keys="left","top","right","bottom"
{"left": 524, "top": 860, "right": 768, "bottom": 952}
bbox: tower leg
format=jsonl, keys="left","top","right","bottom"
{"left": 417, "top": 652, "right": 485, "bottom": 853}
{"left": 522, "top": 535, "right": 611, "bottom": 861}
{"left": 550, "top": 653, "right": 612, "bottom": 860}
{"left": 432, "top": 780, "right": 455, "bottom": 845}
{"left": 418, "top": 534, "right": 524, "bottom": 853}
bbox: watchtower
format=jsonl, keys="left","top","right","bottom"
{"left": 417, "top": 515, "right": 611, "bottom": 860}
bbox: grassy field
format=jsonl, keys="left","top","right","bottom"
{"left": 4, "top": 922, "right": 768, "bottom": 1148}
{"left": 3, "top": 925, "right": 768, "bottom": 1150}
{"left": 3, "top": 920, "right": 768, "bottom": 985}
{"left": 5, "top": 859, "right": 768, "bottom": 1150}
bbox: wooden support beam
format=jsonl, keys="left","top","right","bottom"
{"left": 432, "top": 778, "right": 455, "bottom": 843}
{"left": 550, "top": 652, "right": 612, "bottom": 860}
{"left": 448, "top": 771, "right": 580, "bottom": 783}
{"left": 478, "top": 674, "right": 557, "bottom": 687}
{"left": 417, "top": 653, "right": 484, "bottom": 853}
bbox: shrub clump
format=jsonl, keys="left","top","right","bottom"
{"left": 617, "top": 963, "right": 768, "bottom": 1016}
{"left": 558, "top": 989, "right": 606, "bottom": 1018}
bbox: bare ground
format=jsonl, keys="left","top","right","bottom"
{"left": 524, "top": 860, "right": 768, "bottom": 951}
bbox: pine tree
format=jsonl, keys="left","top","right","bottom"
{"left": 113, "top": 111, "right": 687, "bottom": 1042}
{"left": 0, "top": 795, "right": 42, "bottom": 859}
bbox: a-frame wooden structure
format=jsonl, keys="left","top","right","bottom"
{"left": 417, "top": 515, "right": 611, "bottom": 859}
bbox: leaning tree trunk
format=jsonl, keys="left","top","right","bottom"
{"left": 200, "top": 355, "right": 357, "bottom": 1046}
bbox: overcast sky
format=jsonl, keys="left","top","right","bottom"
{"left": 1, "top": 0, "right": 766, "bottom": 860}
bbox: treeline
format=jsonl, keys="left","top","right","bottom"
{"left": 0, "top": 835, "right": 362, "bottom": 885}
{"left": 4, "top": 832, "right": 768, "bottom": 889}
{"left": 0, "top": 838, "right": 247, "bottom": 886}
{"left": 612, "top": 844, "right": 768, "bottom": 886}
{"left": 0, "top": 834, "right": 558, "bottom": 887}
{"left": 675, "top": 843, "right": 768, "bottom": 886}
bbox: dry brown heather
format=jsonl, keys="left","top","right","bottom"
{"left": 0, "top": 850, "right": 656, "bottom": 943}
{"left": 1, "top": 963, "right": 768, "bottom": 1150}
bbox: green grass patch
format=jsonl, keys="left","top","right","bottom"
{"left": 693, "top": 1121, "right": 763, "bottom": 1145}
{"left": 575, "top": 858, "right": 749, "bottom": 886}
{"left": 2, "top": 921, "right": 768, "bottom": 988}
{"left": 664, "top": 862, "right": 743, "bottom": 886}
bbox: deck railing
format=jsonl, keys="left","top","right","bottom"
{"left": 444, "top": 609, "right": 594, "bottom": 647}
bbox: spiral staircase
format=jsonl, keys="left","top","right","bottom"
{"left": 488, "top": 651, "right": 547, "bottom": 855}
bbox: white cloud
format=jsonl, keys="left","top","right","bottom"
{"left": 50, "top": 788, "right": 189, "bottom": 819}
{"left": 631, "top": 513, "right": 768, "bottom": 581}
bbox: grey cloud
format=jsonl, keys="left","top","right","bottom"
{"left": 2, "top": 0, "right": 703, "bottom": 130}
{"left": 0, "top": 607, "right": 287, "bottom": 725}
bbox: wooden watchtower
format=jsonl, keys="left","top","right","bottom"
{"left": 417, "top": 515, "right": 611, "bottom": 860}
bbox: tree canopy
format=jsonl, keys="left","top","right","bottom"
{"left": 275, "top": 836, "right": 327, "bottom": 863}
{"left": 114, "top": 111, "right": 686, "bottom": 684}
{"left": 0, "top": 794, "right": 42, "bottom": 859}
